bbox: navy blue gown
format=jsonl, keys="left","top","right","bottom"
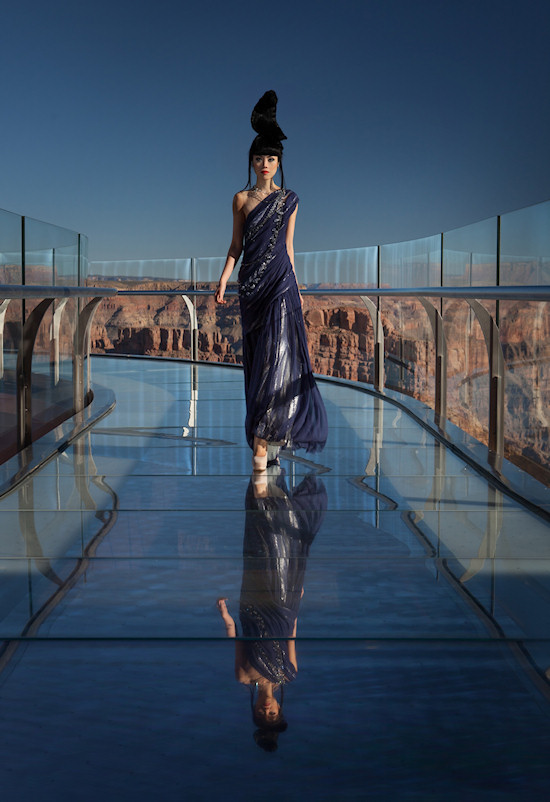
{"left": 238, "top": 189, "right": 328, "bottom": 453}
{"left": 238, "top": 473, "right": 328, "bottom": 685}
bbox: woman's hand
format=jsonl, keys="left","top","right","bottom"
{"left": 215, "top": 283, "right": 226, "bottom": 304}
{"left": 216, "top": 598, "right": 236, "bottom": 637}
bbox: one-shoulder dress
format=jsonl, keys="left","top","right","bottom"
{"left": 238, "top": 189, "right": 328, "bottom": 453}
{"left": 238, "top": 473, "right": 328, "bottom": 684}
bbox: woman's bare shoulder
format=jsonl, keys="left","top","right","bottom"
{"left": 233, "top": 190, "right": 248, "bottom": 210}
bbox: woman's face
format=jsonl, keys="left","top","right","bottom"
{"left": 254, "top": 695, "right": 281, "bottom": 722}
{"left": 253, "top": 154, "right": 279, "bottom": 183}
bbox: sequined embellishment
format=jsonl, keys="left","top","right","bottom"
{"left": 239, "top": 191, "right": 288, "bottom": 297}
{"left": 242, "top": 604, "right": 288, "bottom": 683}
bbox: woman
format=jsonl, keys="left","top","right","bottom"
{"left": 217, "top": 470, "right": 328, "bottom": 751}
{"left": 215, "top": 90, "right": 327, "bottom": 471}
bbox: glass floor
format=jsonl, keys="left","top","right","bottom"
{"left": 1, "top": 356, "right": 549, "bottom": 801}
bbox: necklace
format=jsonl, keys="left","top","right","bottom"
{"left": 249, "top": 184, "right": 277, "bottom": 200}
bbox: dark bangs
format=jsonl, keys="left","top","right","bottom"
{"left": 246, "top": 136, "right": 285, "bottom": 189}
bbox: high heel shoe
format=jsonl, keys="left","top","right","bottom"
{"left": 253, "top": 454, "right": 268, "bottom": 471}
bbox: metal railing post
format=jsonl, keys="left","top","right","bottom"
{"left": 360, "top": 295, "right": 384, "bottom": 392}
{"left": 466, "top": 299, "right": 505, "bottom": 458}
{"left": 16, "top": 297, "right": 55, "bottom": 449}
{"left": 0, "top": 299, "right": 11, "bottom": 379}
{"left": 74, "top": 297, "right": 106, "bottom": 413}
{"left": 51, "top": 298, "right": 69, "bottom": 385}
{"left": 181, "top": 294, "right": 199, "bottom": 362}
{"left": 416, "top": 297, "right": 447, "bottom": 420}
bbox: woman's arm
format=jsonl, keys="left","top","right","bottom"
{"left": 216, "top": 598, "right": 237, "bottom": 637}
{"left": 285, "top": 206, "right": 302, "bottom": 307}
{"left": 215, "top": 195, "right": 245, "bottom": 304}
{"left": 217, "top": 598, "right": 250, "bottom": 682}
{"left": 287, "top": 617, "right": 298, "bottom": 671}
{"left": 285, "top": 206, "right": 298, "bottom": 269}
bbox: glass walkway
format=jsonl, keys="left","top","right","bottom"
{"left": 0, "top": 355, "right": 549, "bottom": 801}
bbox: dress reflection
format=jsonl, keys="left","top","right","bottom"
{"left": 217, "top": 468, "right": 327, "bottom": 751}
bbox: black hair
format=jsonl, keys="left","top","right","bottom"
{"left": 245, "top": 90, "right": 287, "bottom": 190}
{"left": 246, "top": 141, "right": 285, "bottom": 191}
{"left": 253, "top": 727, "right": 285, "bottom": 752}
{"left": 251, "top": 709, "right": 288, "bottom": 732}
{"left": 249, "top": 682, "right": 288, "bottom": 751}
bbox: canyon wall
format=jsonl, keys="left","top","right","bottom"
{"left": 86, "top": 277, "right": 549, "bottom": 485}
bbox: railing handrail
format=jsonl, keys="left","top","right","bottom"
{"left": 3, "top": 284, "right": 547, "bottom": 301}
{"left": 115, "top": 285, "right": 550, "bottom": 301}
{"left": 0, "top": 285, "right": 116, "bottom": 299}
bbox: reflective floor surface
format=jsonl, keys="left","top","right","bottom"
{"left": 1, "top": 356, "right": 549, "bottom": 801}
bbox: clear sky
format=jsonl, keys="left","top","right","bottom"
{"left": 2, "top": 0, "right": 549, "bottom": 261}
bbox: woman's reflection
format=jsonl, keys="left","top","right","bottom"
{"left": 217, "top": 468, "right": 327, "bottom": 751}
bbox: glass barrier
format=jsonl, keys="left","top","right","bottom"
{"left": 500, "top": 200, "right": 550, "bottom": 285}
{"left": 194, "top": 256, "right": 225, "bottom": 284}
{"left": 499, "top": 299, "right": 550, "bottom": 484}
{"left": 380, "top": 235, "right": 441, "bottom": 288}
{"left": 87, "top": 258, "right": 192, "bottom": 283}
{"left": 26, "top": 296, "right": 77, "bottom": 445}
{"left": 380, "top": 297, "right": 435, "bottom": 407}
{"left": 0, "top": 209, "right": 22, "bottom": 285}
{"left": 443, "top": 299, "right": 492, "bottom": 447}
{"left": 86, "top": 259, "right": 194, "bottom": 358}
{"left": 442, "top": 217, "right": 497, "bottom": 286}
{"left": 0, "top": 286, "right": 114, "bottom": 467}
{"left": 18, "top": 198, "right": 546, "bottom": 487}
{"left": 498, "top": 202, "right": 550, "bottom": 480}
{"left": 24, "top": 217, "right": 79, "bottom": 286}
{"left": 295, "top": 246, "right": 378, "bottom": 287}
{"left": 193, "top": 257, "right": 241, "bottom": 363}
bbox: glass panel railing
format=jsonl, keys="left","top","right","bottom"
{"left": 0, "top": 211, "right": 23, "bottom": 420}
{"left": 500, "top": 298, "right": 549, "bottom": 483}
{"left": 380, "top": 235, "right": 441, "bottom": 288}
{"left": 380, "top": 297, "right": 435, "bottom": 407}
{"left": 443, "top": 217, "right": 497, "bottom": 286}
{"left": 0, "top": 209, "right": 101, "bottom": 466}
{"left": 88, "top": 258, "right": 192, "bottom": 284}
{"left": 28, "top": 297, "right": 77, "bottom": 443}
{"left": 0, "top": 294, "right": 21, "bottom": 463}
{"left": 24, "top": 217, "right": 79, "bottom": 287}
{"left": 294, "top": 250, "right": 379, "bottom": 381}
{"left": 79, "top": 234, "right": 89, "bottom": 285}
{"left": 87, "top": 259, "right": 194, "bottom": 359}
{"left": 498, "top": 202, "right": 550, "bottom": 478}
{"left": 443, "top": 299, "right": 492, "bottom": 447}
{"left": 53, "top": 244, "right": 80, "bottom": 287}
{"left": 0, "top": 286, "right": 115, "bottom": 468}
{"left": 89, "top": 291, "right": 196, "bottom": 360}
{"left": 295, "top": 246, "right": 378, "bottom": 287}
{"left": 500, "top": 200, "right": 550, "bottom": 285}
{"left": 194, "top": 256, "right": 225, "bottom": 285}
{"left": 193, "top": 257, "right": 242, "bottom": 364}
{"left": 0, "top": 209, "right": 22, "bottom": 285}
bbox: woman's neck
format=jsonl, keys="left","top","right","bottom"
{"left": 257, "top": 681, "right": 276, "bottom": 700}
{"left": 253, "top": 177, "right": 277, "bottom": 193}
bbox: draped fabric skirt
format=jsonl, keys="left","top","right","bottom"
{"left": 241, "top": 278, "right": 327, "bottom": 452}
{"left": 238, "top": 474, "right": 327, "bottom": 684}
{"left": 239, "top": 189, "right": 327, "bottom": 453}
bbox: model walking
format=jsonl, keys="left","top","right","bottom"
{"left": 215, "top": 90, "right": 327, "bottom": 470}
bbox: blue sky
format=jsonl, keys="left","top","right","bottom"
{"left": 2, "top": 0, "right": 549, "bottom": 261}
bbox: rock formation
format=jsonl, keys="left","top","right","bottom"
{"left": 85, "top": 276, "right": 549, "bottom": 485}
